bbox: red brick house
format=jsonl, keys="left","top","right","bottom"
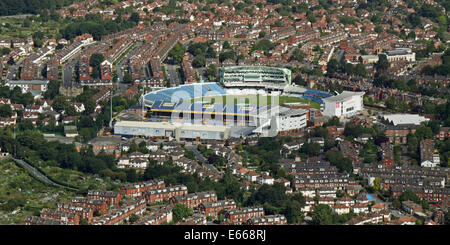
{"left": 198, "top": 199, "right": 236, "bottom": 218}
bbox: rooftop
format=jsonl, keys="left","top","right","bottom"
{"left": 322, "top": 91, "right": 365, "bottom": 103}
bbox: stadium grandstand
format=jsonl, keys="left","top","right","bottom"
{"left": 283, "top": 85, "right": 333, "bottom": 104}
{"left": 149, "top": 100, "right": 257, "bottom": 126}
{"left": 219, "top": 66, "right": 292, "bottom": 90}
{"left": 143, "top": 82, "right": 226, "bottom": 106}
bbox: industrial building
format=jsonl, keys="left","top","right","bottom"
{"left": 380, "top": 114, "right": 429, "bottom": 126}
{"left": 321, "top": 91, "right": 365, "bottom": 118}
{"left": 114, "top": 121, "right": 231, "bottom": 141}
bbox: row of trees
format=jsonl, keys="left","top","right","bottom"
{"left": 187, "top": 41, "right": 217, "bottom": 68}
{"left": 167, "top": 42, "right": 186, "bottom": 65}
{"left": 421, "top": 49, "right": 450, "bottom": 76}
{"left": 60, "top": 13, "right": 138, "bottom": 41}
{"left": 0, "top": 85, "right": 34, "bottom": 106}
{"left": 326, "top": 59, "right": 367, "bottom": 78}
{"left": 0, "top": 0, "right": 71, "bottom": 16}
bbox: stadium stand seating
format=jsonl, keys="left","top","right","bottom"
{"left": 144, "top": 83, "right": 226, "bottom": 103}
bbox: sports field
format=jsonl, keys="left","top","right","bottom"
{"left": 191, "top": 95, "right": 321, "bottom": 109}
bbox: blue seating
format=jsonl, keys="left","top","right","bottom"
{"left": 305, "top": 89, "right": 332, "bottom": 98}
{"left": 144, "top": 83, "right": 227, "bottom": 103}
{"left": 301, "top": 95, "right": 323, "bottom": 104}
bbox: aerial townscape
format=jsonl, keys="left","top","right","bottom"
{"left": 0, "top": 0, "right": 449, "bottom": 228}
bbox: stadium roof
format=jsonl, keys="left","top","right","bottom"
{"left": 114, "top": 120, "right": 177, "bottom": 129}
{"left": 179, "top": 124, "right": 230, "bottom": 132}
{"left": 151, "top": 100, "right": 257, "bottom": 116}
{"left": 322, "top": 91, "right": 365, "bottom": 103}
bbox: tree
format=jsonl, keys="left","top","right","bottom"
{"left": 84, "top": 98, "right": 96, "bottom": 115}
{"left": 44, "top": 80, "right": 61, "bottom": 100}
{"left": 421, "top": 200, "right": 429, "bottom": 211}
{"left": 205, "top": 64, "right": 217, "bottom": 81}
{"left": 415, "top": 126, "right": 433, "bottom": 140}
{"left": 168, "top": 42, "right": 186, "bottom": 64}
{"left": 192, "top": 55, "right": 206, "bottom": 68}
{"left": 219, "top": 51, "right": 235, "bottom": 63}
{"left": 374, "top": 25, "right": 383, "bottom": 33}
{"left": 392, "top": 198, "right": 401, "bottom": 209}
{"left": 18, "top": 120, "right": 34, "bottom": 131}
{"left": 130, "top": 12, "right": 140, "bottom": 24}
{"left": 0, "top": 48, "right": 11, "bottom": 56}
{"left": 373, "top": 177, "right": 381, "bottom": 191}
{"left": 32, "top": 31, "right": 44, "bottom": 48}
{"left": 205, "top": 47, "right": 216, "bottom": 58}
{"left": 311, "top": 204, "right": 334, "bottom": 225}
{"left": 126, "top": 169, "right": 138, "bottom": 182}
{"left": 129, "top": 213, "right": 140, "bottom": 224}
{"left": 291, "top": 48, "right": 306, "bottom": 62}
{"left": 123, "top": 72, "right": 132, "bottom": 83}
{"left": 354, "top": 63, "right": 367, "bottom": 77}
{"left": 89, "top": 53, "right": 104, "bottom": 79}
{"left": 0, "top": 104, "right": 13, "bottom": 117}
{"left": 251, "top": 39, "right": 275, "bottom": 53}
{"left": 300, "top": 142, "right": 321, "bottom": 156}
{"left": 258, "top": 31, "right": 266, "bottom": 38}
{"left": 407, "top": 31, "right": 416, "bottom": 40}
{"left": 325, "top": 150, "right": 353, "bottom": 174}
{"left": 282, "top": 200, "right": 303, "bottom": 224}
{"left": 223, "top": 41, "right": 232, "bottom": 50}
{"left": 173, "top": 203, "right": 193, "bottom": 222}
{"left": 326, "top": 59, "right": 339, "bottom": 77}
{"left": 399, "top": 190, "right": 419, "bottom": 203}
{"left": 376, "top": 54, "right": 389, "bottom": 71}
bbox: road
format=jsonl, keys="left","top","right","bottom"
{"left": 2, "top": 157, "right": 65, "bottom": 188}
{"left": 387, "top": 204, "right": 408, "bottom": 218}
{"left": 185, "top": 145, "right": 221, "bottom": 175}
{"left": 335, "top": 49, "right": 345, "bottom": 63}
{"left": 63, "top": 64, "right": 73, "bottom": 87}
{"left": 6, "top": 58, "right": 24, "bottom": 80}
{"left": 166, "top": 64, "right": 181, "bottom": 86}
{"left": 185, "top": 145, "right": 207, "bottom": 163}
{"left": 0, "top": 14, "right": 33, "bottom": 19}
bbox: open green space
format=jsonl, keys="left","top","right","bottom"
{"left": 0, "top": 159, "right": 74, "bottom": 224}
{"left": 0, "top": 17, "right": 63, "bottom": 40}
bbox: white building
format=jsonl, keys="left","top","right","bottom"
{"left": 59, "top": 36, "right": 94, "bottom": 63}
{"left": 257, "top": 175, "right": 275, "bottom": 185}
{"left": 321, "top": 91, "right": 365, "bottom": 118}
{"left": 5, "top": 80, "right": 49, "bottom": 93}
{"left": 381, "top": 114, "right": 429, "bottom": 126}
{"left": 252, "top": 106, "right": 307, "bottom": 137}
{"left": 383, "top": 48, "right": 415, "bottom": 62}
{"left": 117, "top": 157, "right": 130, "bottom": 169}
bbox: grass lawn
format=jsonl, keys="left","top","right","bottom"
{"left": 192, "top": 95, "right": 321, "bottom": 109}
{"left": 43, "top": 165, "right": 124, "bottom": 192}
{"left": 0, "top": 18, "right": 63, "bottom": 40}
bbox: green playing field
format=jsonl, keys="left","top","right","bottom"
{"left": 191, "top": 95, "right": 321, "bottom": 109}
